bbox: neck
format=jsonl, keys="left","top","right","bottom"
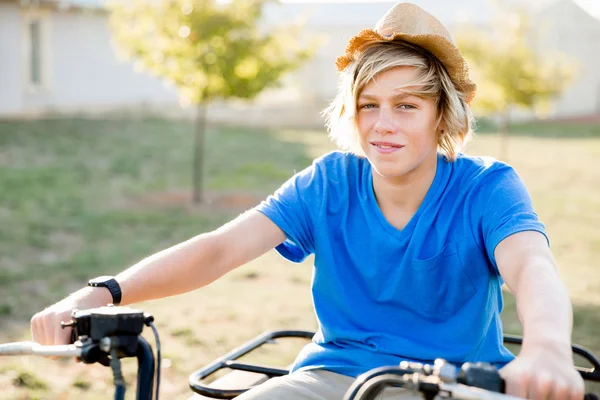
{"left": 372, "top": 152, "right": 438, "bottom": 214}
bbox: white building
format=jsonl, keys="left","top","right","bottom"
{"left": 535, "top": 0, "right": 600, "bottom": 117}
{"left": 1, "top": 0, "right": 599, "bottom": 126}
{"left": 0, "top": 0, "right": 181, "bottom": 119}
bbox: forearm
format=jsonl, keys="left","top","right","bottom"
{"left": 66, "top": 231, "right": 227, "bottom": 308}
{"left": 31, "top": 211, "right": 282, "bottom": 346}
{"left": 117, "top": 231, "right": 228, "bottom": 304}
{"left": 64, "top": 211, "right": 284, "bottom": 309}
{"left": 515, "top": 256, "right": 573, "bottom": 354}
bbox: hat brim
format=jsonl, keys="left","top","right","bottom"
{"left": 336, "top": 29, "right": 477, "bottom": 104}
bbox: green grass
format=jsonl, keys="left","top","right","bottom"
{"left": 475, "top": 118, "right": 600, "bottom": 138}
{"left": 508, "top": 122, "right": 600, "bottom": 138}
{"left": 0, "top": 118, "right": 313, "bottom": 319}
{"left": 0, "top": 117, "right": 599, "bottom": 399}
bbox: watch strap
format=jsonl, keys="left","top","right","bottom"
{"left": 88, "top": 277, "right": 122, "bottom": 306}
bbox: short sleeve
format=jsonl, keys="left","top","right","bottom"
{"left": 254, "top": 159, "right": 325, "bottom": 263}
{"left": 478, "top": 165, "right": 549, "bottom": 273}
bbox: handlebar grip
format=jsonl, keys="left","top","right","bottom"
{"left": 458, "top": 362, "right": 505, "bottom": 393}
{"left": 584, "top": 394, "right": 598, "bottom": 400}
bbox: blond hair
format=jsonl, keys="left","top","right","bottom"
{"left": 323, "top": 41, "right": 474, "bottom": 161}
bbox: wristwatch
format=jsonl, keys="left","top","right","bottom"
{"left": 88, "top": 276, "right": 122, "bottom": 306}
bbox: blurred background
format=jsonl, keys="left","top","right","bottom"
{"left": 0, "top": 0, "right": 599, "bottom": 399}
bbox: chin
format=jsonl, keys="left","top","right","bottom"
{"left": 369, "top": 157, "right": 414, "bottom": 178}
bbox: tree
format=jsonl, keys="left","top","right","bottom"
{"left": 108, "top": 0, "right": 316, "bottom": 203}
{"left": 455, "top": 5, "right": 575, "bottom": 159}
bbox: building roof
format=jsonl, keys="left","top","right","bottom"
{"left": 23, "top": 0, "right": 105, "bottom": 9}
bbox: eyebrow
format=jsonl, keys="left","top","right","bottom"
{"left": 358, "top": 92, "right": 423, "bottom": 101}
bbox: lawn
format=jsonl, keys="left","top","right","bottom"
{"left": 0, "top": 118, "right": 599, "bottom": 399}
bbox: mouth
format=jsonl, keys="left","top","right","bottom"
{"left": 370, "top": 141, "right": 404, "bottom": 153}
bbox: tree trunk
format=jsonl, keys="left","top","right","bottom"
{"left": 500, "top": 108, "right": 510, "bottom": 162}
{"left": 193, "top": 103, "right": 207, "bottom": 204}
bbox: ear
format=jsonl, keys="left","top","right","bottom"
{"left": 437, "top": 120, "right": 447, "bottom": 136}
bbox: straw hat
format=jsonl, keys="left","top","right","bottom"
{"left": 335, "top": 2, "right": 477, "bottom": 104}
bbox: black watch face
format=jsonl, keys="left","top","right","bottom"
{"left": 89, "top": 276, "right": 113, "bottom": 285}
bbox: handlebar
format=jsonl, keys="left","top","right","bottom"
{"left": 0, "top": 341, "right": 82, "bottom": 357}
{"left": 344, "top": 356, "right": 600, "bottom": 400}
{"left": 0, "top": 306, "right": 160, "bottom": 400}
{"left": 4, "top": 320, "right": 600, "bottom": 400}
{"left": 350, "top": 375, "right": 600, "bottom": 400}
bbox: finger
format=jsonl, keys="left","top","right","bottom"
{"left": 54, "top": 323, "right": 69, "bottom": 346}
{"left": 41, "top": 314, "right": 54, "bottom": 346}
{"left": 45, "top": 316, "right": 54, "bottom": 346}
{"left": 553, "top": 381, "right": 570, "bottom": 400}
{"left": 48, "top": 315, "right": 67, "bottom": 360}
{"left": 504, "top": 371, "right": 530, "bottom": 400}
{"left": 531, "top": 373, "right": 553, "bottom": 400}
{"left": 572, "top": 385, "right": 585, "bottom": 400}
{"left": 37, "top": 316, "right": 48, "bottom": 345}
{"left": 566, "top": 376, "right": 585, "bottom": 400}
{"left": 30, "top": 314, "right": 41, "bottom": 343}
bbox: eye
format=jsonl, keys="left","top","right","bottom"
{"left": 359, "top": 103, "right": 377, "bottom": 109}
{"left": 398, "top": 104, "right": 416, "bottom": 110}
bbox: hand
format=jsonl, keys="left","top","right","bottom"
{"left": 500, "top": 341, "right": 585, "bottom": 400}
{"left": 30, "top": 286, "right": 112, "bottom": 346}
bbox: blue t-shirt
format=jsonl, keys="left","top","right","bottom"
{"left": 255, "top": 151, "right": 547, "bottom": 378}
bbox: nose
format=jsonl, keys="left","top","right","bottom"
{"left": 373, "top": 107, "right": 395, "bottom": 135}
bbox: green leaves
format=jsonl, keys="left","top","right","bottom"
{"left": 455, "top": 6, "right": 575, "bottom": 116}
{"left": 108, "top": 0, "right": 316, "bottom": 105}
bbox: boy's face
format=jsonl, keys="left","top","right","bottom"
{"left": 356, "top": 66, "right": 441, "bottom": 180}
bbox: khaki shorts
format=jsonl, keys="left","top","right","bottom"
{"left": 235, "top": 369, "right": 432, "bottom": 400}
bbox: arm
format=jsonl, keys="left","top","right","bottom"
{"left": 31, "top": 210, "right": 285, "bottom": 345}
{"left": 496, "top": 230, "right": 584, "bottom": 400}
{"left": 116, "top": 210, "right": 286, "bottom": 305}
{"left": 32, "top": 154, "right": 324, "bottom": 347}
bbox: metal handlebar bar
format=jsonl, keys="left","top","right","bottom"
{"left": 0, "top": 342, "right": 82, "bottom": 357}
{"left": 345, "top": 352, "right": 600, "bottom": 400}
{"left": 347, "top": 372, "right": 599, "bottom": 400}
